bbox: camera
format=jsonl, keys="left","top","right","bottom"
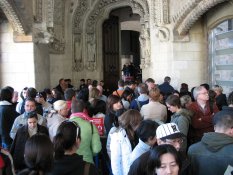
{"left": 36, "top": 92, "right": 43, "bottom": 98}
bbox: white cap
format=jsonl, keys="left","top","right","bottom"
{"left": 53, "top": 100, "right": 67, "bottom": 111}
{"left": 156, "top": 123, "right": 185, "bottom": 139}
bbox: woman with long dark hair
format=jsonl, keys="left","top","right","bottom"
{"left": 17, "top": 134, "right": 54, "bottom": 175}
{"left": 128, "top": 144, "right": 181, "bottom": 175}
{"left": 104, "top": 95, "right": 124, "bottom": 135}
{"left": 52, "top": 121, "right": 95, "bottom": 175}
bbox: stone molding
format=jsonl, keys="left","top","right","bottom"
{"left": 173, "top": 0, "right": 228, "bottom": 35}
{"left": 46, "top": 0, "right": 54, "bottom": 28}
{"left": 72, "top": 0, "right": 151, "bottom": 71}
{"left": 73, "top": 1, "right": 88, "bottom": 34}
{"left": 0, "top": 0, "right": 26, "bottom": 34}
{"left": 33, "top": 0, "right": 43, "bottom": 23}
{"left": 33, "top": 0, "right": 65, "bottom": 53}
{"left": 33, "top": 25, "right": 54, "bottom": 44}
{"left": 172, "top": 0, "right": 201, "bottom": 27}
{"left": 155, "top": 26, "right": 170, "bottom": 42}
{"left": 155, "top": 0, "right": 169, "bottom": 25}
{"left": 49, "top": 37, "right": 65, "bottom": 54}
{"left": 153, "top": 0, "right": 170, "bottom": 42}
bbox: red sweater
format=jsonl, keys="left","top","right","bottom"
{"left": 187, "top": 101, "right": 219, "bottom": 143}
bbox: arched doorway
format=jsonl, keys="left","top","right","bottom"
{"left": 102, "top": 7, "right": 141, "bottom": 93}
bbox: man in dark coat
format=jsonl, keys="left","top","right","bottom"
{"left": 158, "top": 76, "right": 174, "bottom": 99}
{"left": 0, "top": 87, "right": 19, "bottom": 150}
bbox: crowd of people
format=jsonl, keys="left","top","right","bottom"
{"left": 0, "top": 76, "right": 232, "bottom": 175}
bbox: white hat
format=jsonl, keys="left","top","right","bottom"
{"left": 156, "top": 123, "right": 185, "bottom": 139}
{"left": 53, "top": 100, "right": 67, "bottom": 111}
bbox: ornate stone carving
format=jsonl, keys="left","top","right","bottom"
{"left": 172, "top": 0, "right": 200, "bottom": 26}
{"left": 173, "top": 0, "right": 227, "bottom": 35}
{"left": 86, "top": 0, "right": 120, "bottom": 34}
{"left": 73, "top": 1, "right": 88, "bottom": 34}
{"left": 33, "top": 26, "right": 54, "bottom": 44}
{"left": 155, "top": 26, "right": 170, "bottom": 42}
{"left": 139, "top": 25, "right": 151, "bottom": 69}
{"left": 54, "top": 0, "right": 64, "bottom": 25}
{"left": 0, "top": 0, "right": 26, "bottom": 34}
{"left": 86, "top": 34, "right": 96, "bottom": 62}
{"left": 46, "top": 0, "right": 54, "bottom": 28}
{"left": 85, "top": 0, "right": 149, "bottom": 33}
{"left": 53, "top": 0, "right": 65, "bottom": 48}
{"left": 73, "top": 34, "right": 84, "bottom": 71}
{"left": 85, "top": 33, "right": 96, "bottom": 71}
{"left": 73, "top": 0, "right": 151, "bottom": 69}
{"left": 33, "top": 0, "right": 65, "bottom": 51}
{"left": 85, "top": 62, "right": 96, "bottom": 71}
{"left": 130, "top": 1, "right": 145, "bottom": 21}
{"left": 69, "top": 1, "right": 75, "bottom": 13}
{"left": 137, "top": 0, "right": 149, "bottom": 14}
{"left": 33, "top": 0, "right": 43, "bottom": 23}
{"left": 155, "top": 0, "right": 169, "bottom": 25}
{"left": 49, "top": 37, "right": 65, "bottom": 54}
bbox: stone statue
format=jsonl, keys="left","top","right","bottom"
{"left": 139, "top": 26, "right": 151, "bottom": 68}
{"left": 87, "top": 34, "right": 96, "bottom": 62}
{"left": 75, "top": 36, "right": 82, "bottom": 61}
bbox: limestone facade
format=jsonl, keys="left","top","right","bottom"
{"left": 0, "top": 0, "right": 232, "bottom": 94}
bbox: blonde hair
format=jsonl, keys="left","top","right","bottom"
{"left": 213, "top": 85, "right": 223, "bottom": 93}
{"left": 53, "top": 100, "right": 67, "bottom": 111}
{"left": 149, "top": 88, "right": 160, "bottom": 101}
{"left": 89, "top": 87, "right": 100, "bottom": 99}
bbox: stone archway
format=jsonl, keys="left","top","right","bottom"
{"left": 173, "top": 0, "right": 229, "bottom": 35}
{"left": 72, "top": 0, "right": 151, "bottom": 74}
{"left": 0, "top": 0, "right": 27, "bottom": 34}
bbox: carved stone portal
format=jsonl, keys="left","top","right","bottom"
{"left": 139, "top": 24, "right": 151, "bottom": 69}
{"left": 72, "top": 0, "right": 151, "bottom": 72}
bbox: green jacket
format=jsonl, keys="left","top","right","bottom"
{"left": 70, "top": 116, "right": 102, "bottom": 164}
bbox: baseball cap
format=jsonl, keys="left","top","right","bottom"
{"left": 53, "top": 100, "right": 67, "bottom": 111}
{"left": 156, "top": 123, "right": 185, "bottom": 140}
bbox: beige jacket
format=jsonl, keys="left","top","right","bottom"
{"left": 140, "top": 101, "right": 167, "bottom": 123}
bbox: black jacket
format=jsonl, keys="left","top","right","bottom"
{"left": 216, "top": 94, "right": 227, "bottom": 110}
{"left": 52, "top": 154, "right": 97, "bottom": 175}
{"left": 10, "top": 124, "right": 49, "bottom": 171}
{"left": 0, "top": 102, "right": 19, "bottom": 148}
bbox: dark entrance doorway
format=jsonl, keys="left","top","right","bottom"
{"left": 102, "top": 7, "right": 141, "bottom": 94}
{"left": 103, "top": 15, "right": 120, "bottom": 93}
{"left": 121, "top": 30, "right": 141, "bottom": 81}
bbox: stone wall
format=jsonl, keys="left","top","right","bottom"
{"left": 34, "top": 44, "right": 50, "bottom": 91}
{"left": 0, "top": 21, "right": 34, "bottom": 92}
{"left": 144, "top": 18, "right": 207, "bottom": 90}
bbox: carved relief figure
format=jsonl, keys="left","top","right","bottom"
{"left": 139, "top": 25, "right": 151, "bottom": 66}
{"left": 87, "top": 34, "right": 96, "bottom": 62}
{"left": 75, "top": 35, "right": 82, "bottom": 61}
